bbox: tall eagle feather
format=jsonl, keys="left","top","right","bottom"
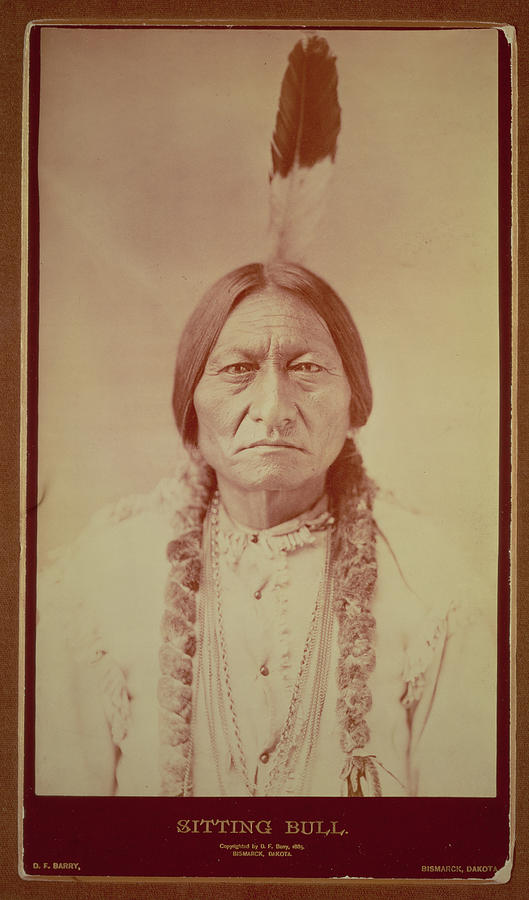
{"left": 268, "top": 36, "right": 341, "bottom": 262}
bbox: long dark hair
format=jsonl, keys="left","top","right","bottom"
{"left": 172, "top": 261, "right": 372, "bottom": 447}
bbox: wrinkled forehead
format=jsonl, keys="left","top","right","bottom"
{"left": 209, "top": 288, "right": 340, "bottom": 358}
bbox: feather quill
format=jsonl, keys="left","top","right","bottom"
{"left": 268, "top": 36, "right": 341, "bottom": 262}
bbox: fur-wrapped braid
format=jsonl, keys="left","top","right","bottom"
{"left": 328, "top": 439, "right": 378, "bottom": 792}
{"left": 158, "top": 457, "right": 215, "bottom": 795}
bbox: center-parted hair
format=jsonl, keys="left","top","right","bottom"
{"left": 173, "top": 261, "right": 372, "bottom": 447}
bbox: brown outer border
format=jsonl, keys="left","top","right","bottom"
{"left": 1, "top": 3, "right": 526, "bottom": 898}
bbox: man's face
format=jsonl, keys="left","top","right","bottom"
{"left": 193, "top": 289, "right": 352, "bottom": 494}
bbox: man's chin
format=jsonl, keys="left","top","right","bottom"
{"left": 230, "top": 460, "right": 312, "bottom": 493}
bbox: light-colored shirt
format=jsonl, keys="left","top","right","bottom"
{"left": 35, "top": 478, "right": 497, "bottom": 797}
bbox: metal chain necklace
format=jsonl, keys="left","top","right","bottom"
{"left": 200, "top": 491, "right": 335, "bottom": 796}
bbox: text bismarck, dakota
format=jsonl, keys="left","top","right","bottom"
{"left": 421, "top": 864, "right": 498, "bottom": 875}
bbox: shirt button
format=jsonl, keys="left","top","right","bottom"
{"left": 259, "top": 751, "right": 270, "bottom": 764}
{"left": 254, "top": 589, "right": 262, "bottom": 600}
{"left": 259, "top": 664, "right": 269, "bottom": 676}
{"left": 250, "top": 534, "right": 258, "bottom": 543}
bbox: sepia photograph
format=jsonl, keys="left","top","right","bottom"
{"left": 21, "top": 22, "right": 512, "bottom": 880}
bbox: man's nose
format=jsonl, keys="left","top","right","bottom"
{"left": 248, "top": 367, "right": 296, "bottom": 429}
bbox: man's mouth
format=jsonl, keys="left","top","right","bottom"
{"left": 239, "top": 440, "right": 304, "bottom": 452}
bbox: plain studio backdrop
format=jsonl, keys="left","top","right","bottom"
{"left": 36, "top": 26, "right": 499, "bottom": 619}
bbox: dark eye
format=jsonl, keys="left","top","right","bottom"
{"left": 290, "top": 362, "right": 324, "bottom": 373}
{"left": 222, "top": 362, "right": 255, "bottom": 375}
